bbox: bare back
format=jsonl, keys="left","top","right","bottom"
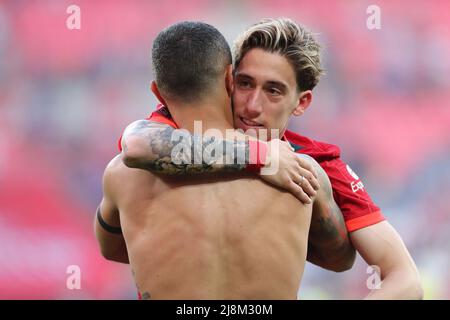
{"left": 106, "top": 155, "right": 312, "bottom": 299}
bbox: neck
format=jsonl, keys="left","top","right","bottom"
{"left": 166, "top": 94, "right": 233, "bottom": 134}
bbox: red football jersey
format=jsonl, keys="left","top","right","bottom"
{"left": 118, "top": 105, "right": 385, "bottom": 232}
{"left": 283, "top": 130, "right": 384, "bottom": 232}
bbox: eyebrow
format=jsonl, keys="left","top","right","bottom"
{"left": 236, "top": 73, "right": 289, "bottom": 91}
{"left": 235, "top": 73, "right": 253, "bottom": 81}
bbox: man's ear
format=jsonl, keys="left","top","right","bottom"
{"left": 151, "top": 81, "right": 167, "bottom": 106}
{"left": 292, "top": 90, "right": 312, "bottom": 116}
{"left": 225, "top": 64, "right": 234, "bottom": 97}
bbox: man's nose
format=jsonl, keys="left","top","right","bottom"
{"left": 245, "top": 90, "right": 263, "bottom": 118}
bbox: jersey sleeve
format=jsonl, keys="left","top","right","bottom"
{"left": 319, "top": 158, "right": 385, "bottom": 232}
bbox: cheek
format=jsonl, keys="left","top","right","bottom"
{"left": 267, "top": 103, "right": 284, "bottom": 119}
{"left": 232, "top": 91, "right": 246, "bottom": 112}
{"left": 266, "top": 103, "right": 291, "bottom": 128}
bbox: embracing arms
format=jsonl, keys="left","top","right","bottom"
{"left": 120, "top": 120, "right": 355, "bottom": 271}
{"left": 121, "top": 119, "right": 319, "bottom": 203}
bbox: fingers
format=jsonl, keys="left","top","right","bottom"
{"left": 289, "top": 181, "right": 312, "bottom": 204}
{"left": 296, "top": 157, "right": 318, "bottom": 179}
{"left": 294, "top": 172, "right": 317, "bottom": 199}
{"left": 297, "top": 166, "right": 320, "bottom": 191}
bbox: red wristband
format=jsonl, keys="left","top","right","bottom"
{"left": 246, "top": 140, "right": 268, "bottom": 173}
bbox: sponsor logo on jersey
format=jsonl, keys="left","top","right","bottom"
{"left": 347, "top": 165, "right": 365, "bottom": 192}
{"left": 346, "top": 164, "right": 360, "bottom": 180}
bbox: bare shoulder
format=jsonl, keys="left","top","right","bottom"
{"left": 105, "top": 154, "right": 124, "bottom": 171}
{"left": 103, "top": 154, "right": 131, "bottom": 182}
{"left": 103, "top": 154, "right": 143, "bottom": 198}
{"left": 105, "top": 153, "right": 154, "bottom": 180}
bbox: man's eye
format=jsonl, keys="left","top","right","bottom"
{"left": 268, "top": 88, "right": 281, "bottom": 96}
{"left": 238, "top": 81, "right": 251, "bottom": 88}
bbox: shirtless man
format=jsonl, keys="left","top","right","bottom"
{"left": 95, "top": 21, "right": 338, "bottom": 299}
{"left": 116, "top": 19, "right": 423, "bottom": 299}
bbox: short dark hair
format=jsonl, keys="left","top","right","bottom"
{"left": 152, "top": 21, "right": 232, "bottom": 102}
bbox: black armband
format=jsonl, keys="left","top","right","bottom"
{"left": 97, "top": 207, "right": 122, "bottom": 234}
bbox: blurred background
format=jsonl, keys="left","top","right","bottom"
{"left": 1, "top": 0, "right": 449, "bottom": 299}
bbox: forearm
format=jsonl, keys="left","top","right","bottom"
{"left": 121, "top": 121, "right": 254, "bottom": 175}
{"left": 350, "top": 221, "right": 423, "bottom": 300}
{"left": 124, "top": 133, "right": 249, "bottom": 174}
{"left": 365, "top": 268, "right": 423, "bottom": 300}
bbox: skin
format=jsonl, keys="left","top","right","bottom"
{"left": 121, "top": 119, "right": 320, "bottom": 202}
{"left": 95, "top": 55, "right": 347, "bottom": 298}
{"left": 232, "top": 48, "right": 422, "bottom": 299}
{"left": 97, "top": 32, "right": 422, "bottom": 299}
{"left": 120, "top": 117, "right": 355, "bottom": 272}
{"left": 97, "top": 139, "right": 340, "bottom": 299}
{"left": 98, "top": 152, "right": 318, "bottom": 299}
{"left": 233, "top": 49, "right": 311, "bottom": 141}
{"left": 119, "top": 48, "right": 355, "bottom": 272}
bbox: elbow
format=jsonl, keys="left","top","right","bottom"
{"left": 95, "top": 234, "right": 124, "bottom": 262}
{"left": 413, "top": 283, "right": 424, "bottom": 300}
{"left": 344, "top": 249, "right": 357, "bottom": 270}
{"left": 329, "top": 257, "right": 355, "bottom": 273}
{"left": 100, "top": 247, "right": 129, "bottom": 264}
{"left": 94, "top": 223, "right": 129, "bottom": 264}
{"left": 100, "top": 248, "right": 115, "bottom": 261}
{"left": 328, "top": 250, "right": 357, "bottom": 273}
{"left": 307, "top": 243, "right": 356, "bottom": 272}
{"left": 334, "top": 257, "right": 356, "bottom": 273}
{"left": 407, "top": 274, "right": 424, "bottom": 300}
{"left": 385, "top": 267, "right": 424, "bottom": 300}
{"left": 316, "top": 255, "right": 356, "bottom": 273}
{"left": 99, "top": 245, "right": 118, "bottom": 262}
{"left": 402, "top": 265, "right": 424, "bottom": 299}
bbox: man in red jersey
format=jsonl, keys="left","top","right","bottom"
{"left": 95, "top": 21, "right": 347, "bottom": 299}
{"left": 106, "top": 19, "right": 422, "bottom": 299}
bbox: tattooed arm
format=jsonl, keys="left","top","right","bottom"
{"left": 121, "top": 119, "right": 319, "bottom": 203}
{"left": 303, "top": 155, "right": 356, "bottom": 272}
{"left": 121, "top": 120, "right": 248, "bottom": 175}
